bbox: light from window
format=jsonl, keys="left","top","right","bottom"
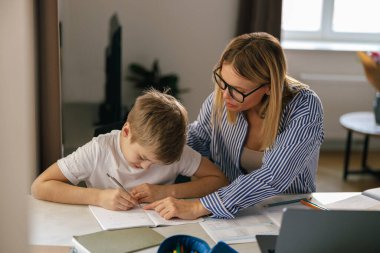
{"left": 333, "top": 0, "right": 380, "bottom": 33}
{"left": 282, "top": 0, "right": 322, "bottom": 31}
{"left": 282, "top": 0, "right": 323, "bottom": 32}
{"left": 282, "top": 0, "right": 380, "bottom": 43}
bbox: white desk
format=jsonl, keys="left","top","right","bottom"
{"left": 28, "top": 193, "right": 359, "bottom": 253}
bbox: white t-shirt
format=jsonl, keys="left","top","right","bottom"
{"left": 57, "top": 130, "right": 201, "bottom": 190}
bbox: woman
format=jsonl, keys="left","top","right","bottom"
{"left": 145, "top": 32, "right": 324, "bottom": 219}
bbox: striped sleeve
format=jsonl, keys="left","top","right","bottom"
{"left": 200, "top": 92, "right": 324, "bottom": 218}
{"left": 187, "top": 93, "right": 214, "bottom": 157}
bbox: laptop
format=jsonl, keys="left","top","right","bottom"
{"left": 256, "top": 208, "right": 380, "bottom": 253}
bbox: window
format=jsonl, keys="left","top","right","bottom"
{"left": 282, "top": 0, "right": 380, "bottom": 43}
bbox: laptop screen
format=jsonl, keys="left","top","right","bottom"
{"left": 274, "top": 209, "right": 380, "bottom": 253}
{"left": 256, "top": 209, "right": 380, "bottom": 253}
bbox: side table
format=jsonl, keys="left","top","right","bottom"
{"left": 339, "top": 111, "right": 380, "bottom": 180}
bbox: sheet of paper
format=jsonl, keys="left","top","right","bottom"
{"left": 257, "top": 202, "right": 311, "bottom": 227}
{"left": 89, "top": 205, "right": 204, "bottom": 230}
{"left": 325, "top": 194, "right": 380, "bottom": 210}
{"left": 312, "top": 192, "right": 360, "bottom": 205}
{"left": 89, "top": 206, "right": 155, "bottom": 230}
{"left": 255, "top": 193, "right": 312, "bottom": 226}
{"left": 200, "top": 206, "right": 279, "bottom": 244}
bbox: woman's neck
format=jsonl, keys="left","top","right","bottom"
{"left": 245, "top": 101, "right": 265, "bottom": 121}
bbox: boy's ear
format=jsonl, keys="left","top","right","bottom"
{"left": 122, "top": 122, "right": 130, "bottom": 137}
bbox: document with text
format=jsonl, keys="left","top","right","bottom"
{"left": 89, "top": 205, "right": 203, "bottom": 230}
{"left": 200, "top": 206, "right": 279, "bottom": 244}
{"left": 200, "top": 194, "right": 313, "bottom": 244}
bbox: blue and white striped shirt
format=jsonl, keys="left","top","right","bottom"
{"left": 188, "top": 89, "right": 324, "bottom": 218}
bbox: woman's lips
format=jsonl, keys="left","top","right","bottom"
{"left": 225, "top": 102, "right": 236, "bottom": 108}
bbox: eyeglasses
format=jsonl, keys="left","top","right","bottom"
{"left": 213, "top": 69, "right": 268, "bottom": 103}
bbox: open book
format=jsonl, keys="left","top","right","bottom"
{"left": 326, "top": 187, "right": 380, "bottom": 210}
{"left": 89, "top": 205, "right": 203, "bottom": 230}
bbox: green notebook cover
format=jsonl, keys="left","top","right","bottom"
{"left": 72, "top": 227, "right": 165, "bottom": 253}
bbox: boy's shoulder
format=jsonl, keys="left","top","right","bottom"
{"left": 92, "top": 130, "right": 120, "bottom": 147}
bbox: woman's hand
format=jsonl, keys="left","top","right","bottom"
{"left": 144, "top": 197, "right": 211, "bottom": 220}
{"left": 130, "top": 183, "right": 170, "bottom": 203}
{"left": 97, "top": 188, "right": 138, "bottom": 211}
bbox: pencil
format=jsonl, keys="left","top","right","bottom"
{"left": 264, "top": 197, "right": 311, "bottom": 207}
{"left": 180, "top": 244, "right": 184, "bottom": 253}
{"left": 106, "top": 173, "right": 128, "bottom": 191}
{"left": 300, "top": 199, "right": 328, "bottom": 210}
{"left": 106, "top": 173, "right": 140, "bottom": 207}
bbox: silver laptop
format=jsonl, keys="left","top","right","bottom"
{"left": 256, "top": 208, "right": 380, "bottom": 253}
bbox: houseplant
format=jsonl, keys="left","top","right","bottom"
{"left": 357, "top": 51, "right": 380, "bottom": 124}
{"left": 127, "top": 59, "right": 189, "bottom": 99}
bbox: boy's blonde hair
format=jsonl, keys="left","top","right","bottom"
{"left": 127, "top": 89, "right": 188, "bottom": 164}
{"left": 213, "top": 32, "right": 308, "bottom": 150}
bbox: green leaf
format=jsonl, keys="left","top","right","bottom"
{"left": 126, "top": 60, "right": 189, "bottom": 99}
{"left": 129, "top": 64, "right": 149, "bottom": 76}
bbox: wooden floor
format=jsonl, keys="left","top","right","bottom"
{"left": 317, "top": 150, "right": 380, "bottom": 192}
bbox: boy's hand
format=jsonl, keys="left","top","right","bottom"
{"left": 130, "top": 183, "right": 169, "bottom": 203}
{"left": 143, "top": 197, "right": 211, "bottom": 220}
{"left": 98, "top": 188, "right": 138, "bottom": 211}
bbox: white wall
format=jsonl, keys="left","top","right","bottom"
{"left": 285, "top": 49, "right": 376, "bottom": 148}
{"left": 60, "top": 0, "right": 239, "bottom": 121}
{"left": 0, "top": 0, "right": 37, "bottom": 252}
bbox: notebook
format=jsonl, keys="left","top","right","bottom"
{"left": 89, "top": 205, "right": 203, "bottom": 230}
{"left": 325, "top": 187, "right": 380, "bottom": 210}
{"left": 256, "top": 208, "right": 380, "bottom": 253}
{"left": 72, "top": 227, "right": 164, "bottom": 253}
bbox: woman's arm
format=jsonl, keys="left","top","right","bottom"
{"left": 31, "top": 163, "right": 138, "bottom": 210}
{"left": 187, "top": 93, "right": 214, "bottom": 156}
{"left": 171, "top": 156, "right": 229, "bottom": 198}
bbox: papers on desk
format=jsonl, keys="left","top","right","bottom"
{"left": 200, "top": 194, "right": 312, "bottom": 244}
{"left": 201, "top": 207, "right": 279, "bottom": 244}
{"left": 89, "top": 205, "right": 203, "bottom": 230}
{"left": 325, "top": 187, "right": 380, "bottom": 210}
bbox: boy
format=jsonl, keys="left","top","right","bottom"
{"left": 31, "top": 90, "right": 228, "bottom": 211}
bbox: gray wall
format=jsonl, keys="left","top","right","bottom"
{"left": 60, "top": 0, "right": 239, "bottom": 121}
{"left": 60, "top": 0, "right": 376, "bottom": 150}
{"left": 286, "top": 50, "right": 375, "bottom": 144}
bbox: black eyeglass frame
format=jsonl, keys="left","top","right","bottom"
{"left": 213, "top": 69, "right": 268, "bottom": 103}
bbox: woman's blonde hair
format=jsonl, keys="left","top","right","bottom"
{"left": 213, "top": 32, "right": 308, "bottom": 150}
{"left": 127, "top": 89, "right": 188, "bottom": 164}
